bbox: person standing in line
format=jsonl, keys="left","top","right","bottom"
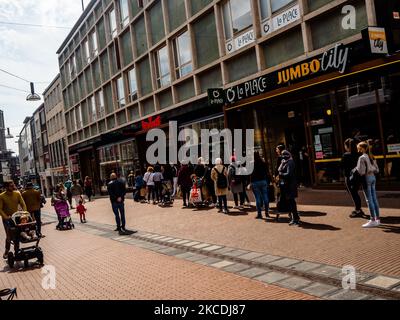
{"left": 84, "top": 176, "right": 93, "bottom": 202}
{"left": 70, "top": 180, "right": 83, "bottom": 209}
{"left": 341, "top": 138, "right": 365, "bottom": 218}
{"left": 356, "top": 142, "right": 381, "bottom": 228}
{"left": 204, "top": 163, "right": 217, "bottom": 207}
{"left": 22, "top": 182, "right": 43, "bottom": 238}
{"left": 211, "top": 158, "right": 229, "bottom": 214}
{"left": 278, "top": 150, "right": 300, "bottom": 226}
{"left": 177, "top": 161, "right": 193, "bottom": 208}
{"left": 153, "top": 165, "right": 163, "bottom": 204}
{"left": 64, "top": 177, "right": 73, "bottom": 208}
{"left": 143, "top": 167, "right": 156, "bottom": 204}
{"left": 250, "top": 152, "right": 270, "bottom": 220}
{"left": 228, "top": 156, "right": 245, "bottom": 210}
{"left": 0, "top": 181, "right": 27, "bottom": 259}
{"left": 107, "top": 173, "right": 127, "bottom": 234}
{"left": 133, "top": 170, "right": 145, "bottom": 202}
{"left": 171, "top": 164, "right": 179, "bottom": 198}
{"left": 240, "top": 162, "right": 251, "bottom": 206}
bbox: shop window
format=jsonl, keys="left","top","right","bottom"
{"left": 97, "top": 18, "right": 107, "bottom": 50}
{"left": 134, "top": 17, "right": 147, "bottom": 57}
{"left": 142, "top": 98, "right": 155, "bottom": 116}
{"left": 108, "top": 8, "right": 118, "bottom": 39}
{"left": 121, "top": 31, "right": 133, "bottom": 67}
{"left": 176, "top": 79, "right": 195, "bottom": 102}
{"left": 154, "top": 46, "right": 171, "bottom": 88}
{"left": 190, "top": 0, "right": 213, "bottom": 15}
{"left": 116, "top": 76, "right": 126, "bottom": 108}
{"left": 149, "top": 1, "right": 165, "bottom": 46}
{"left": 193, "top": 11, "right": 219, "bottom": 67}
{"left": 173, "top": 31, "right": 193, "bottom": 79}
{"left": 100, "top": 51, "right": 110, "bottom": 81}
{"left": 127, "top": 67, "right": 138, "bottom": 102}
{"left": 263, "top": 27, "right": 304, "bottom": 68}
{"left": 119, "top": 0, "right": 130, "bottom": 28}
{"left": 167, "top": 0, "right": 186, "bottom": 32}
{"left": 226, "top": 50, "right": 258, "bottom": 83}
{"left": 138, "top": 57, "right": 152, "bottom": 96}
{"left": 307, "top": 0, "right": 331, "bottom": 12}
{"left": 222, "top": 0, "right": 253, "bottom": 40}
{"left": 310, "top": 0, "right": 368, "bottom": 50}
{"left": 158, "top": 89, "right": 173, "bottom": 109}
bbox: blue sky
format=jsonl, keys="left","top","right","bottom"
{"left": 0, "top": 0, "right": 91, "bottom": 154}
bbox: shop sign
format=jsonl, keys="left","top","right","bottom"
{"left": 394, "top": 12, "right": 400, "bottom": 20}
{"left": 388, "top": 143, "right": 400, "bottom": 153}
{"left": 262, "top": 5, "right": 300, "bottom": 36}
{"left": 226, "top": 43, "right": 351, "bottom": 104}
{"left": 364, "top": 27, "right": 388, "bottom": 54}
{"left": 208, "top": 88, "right": 225, "bottom": 106}
{"left": 226, "top": 29, "right": 255, "bottom": 54}
{"left": 142, "top": 116, "right": 161, "bottom": 131}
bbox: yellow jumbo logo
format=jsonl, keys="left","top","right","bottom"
{"left": 277, "top": 59, "right": 321, "bottom": 84}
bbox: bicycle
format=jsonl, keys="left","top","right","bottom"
{"left": 0, "top": 288, "right": 17, "bottom": 300}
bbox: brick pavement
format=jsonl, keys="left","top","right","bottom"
{"left": 0, "top": 221, "right": 317, "bottom": 300}
{"left": 41, "top": 189, "right": 400, "bottom": 278}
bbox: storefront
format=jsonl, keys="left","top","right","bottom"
{"left": 226, "top": 41, "right": 400, "bottom": 189}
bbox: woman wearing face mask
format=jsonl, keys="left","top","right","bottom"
{"left": 278, "top": 150, "right": 300, "bottom": 226}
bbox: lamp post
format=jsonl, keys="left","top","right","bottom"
{"left": 26, "top": 82, "right": 41, "bottom": 102}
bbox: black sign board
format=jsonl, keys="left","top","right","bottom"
{"left": 208, "top": 88, "right": 226, "bottom": 106}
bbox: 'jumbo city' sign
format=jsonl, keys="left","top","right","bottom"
{"left": 225, "top": 43, "right": 351, "bottom": 104}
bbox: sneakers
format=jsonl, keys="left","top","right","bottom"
{"left": 255, "top": 215, "right": 263, "bottom": 220}
{"left": 289, "top": 220, "right": 300, "bottom": 226}
{"left": 362, "top": 220, "right": 380, "bottom": 228}
{"left": 350, "top": 210, "right": 363, "bottom": 218}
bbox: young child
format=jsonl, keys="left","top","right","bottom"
{"left": 76, "top": 200, "right": 87, "bottom": 223}
{"left": 19, "top": 214, "right": 36, "bottom": 240}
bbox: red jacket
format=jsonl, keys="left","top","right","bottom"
{"left": 76, "top": 204, "right": 87, "bottom": 215}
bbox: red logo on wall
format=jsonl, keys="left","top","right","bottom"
{"left": 142, "top": 116, "right": 161, "bottom": 131}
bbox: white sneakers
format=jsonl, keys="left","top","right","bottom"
{"left": 362, "top": 220, "right": 381, "bottom": 228}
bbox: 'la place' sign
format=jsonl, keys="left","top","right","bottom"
{"left": 226, "top": 43, "right": 351, "bottom": 104}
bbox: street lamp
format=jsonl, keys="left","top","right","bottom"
{"left": 5, "top": 128, "right": 13, "bottom": 139}
{"left": 26, "top": 82, "right": 41, "bottom": 101}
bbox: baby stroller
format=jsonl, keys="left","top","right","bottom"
{"left": 54, "top": 200, "right": 75, "bottom": 231}
{"left": 158, "top": 181, "right": 174, "bottom": 207}
{"left": 6, "top": 212, "right": 44, "bottom": 268}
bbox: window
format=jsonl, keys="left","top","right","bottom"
{"left": 223, "top": 0, "right": 253, "bottom": 39}
{"left": 109, "top": 9, "right": 118, "bottom": 39}
{"left": 259, "top": 0, "right": 271, "bottom": 20}
{"left": 167, "top": 0, "right": 186, "bottom": 32}
{"left": 119, "top": 0, "right": 130, "bottom": 27}
{"left": 270, "top": 0, "right": 294, "bottom": 13}
{"left": 84, "top": 40, "right": 91, "bottom": 64}
{"left": 193, "top": 11, "right": 219, "bottom": 67}
{"left": 173, "top": 31, "right": 193, "bottom": 78}
{"left": 127, "top": 68, "right": 138, "bottom": 101}
{"left": 90, "top": 31, "right": 98, "bottom": 57}
{"left": 116, "top": 77, "right": 126, "bottom": 108}
{"left": 98, "top": 90, "right": 106, "bottom": 118}
{"left": 90, "top": 96, "right": 97, "bottom": 122}
{"left": 155, "top": 46, "right": 171, "bottom": 87}
{"left": 76, "top": 106, "right": 82, "bottom": 129}
{"left": 149, "top": 1, "right": 165, "bottom": 45}
{"left": 134, "top": 17, "right": 147, "bottom": 57}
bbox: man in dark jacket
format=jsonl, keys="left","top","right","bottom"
{"left": 107, "top": 173, "right": 127, "bottom": 234}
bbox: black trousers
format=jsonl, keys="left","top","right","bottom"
{"left": 218, "top": 195, "right": 228, "bottom": 211}
{"left": 154, "top": 182, "right": 162, "bottom": 202}
{"left": 147, "top": 186, "right": 155, "bottom": 202}
{"left": 2, "top": 220, "right": 11, "bottom": 252}
{"left": 32, "top": 210, "right": 42, "bottom": 236}
{"left": 288, "top": 199, "right": 300, "bottom": 222}
{"left": 233, "top": 192, "right": 245, "bottom": 206}
{"left": 345, "top": 177, "right": 362, "bottom": 211}
{"left": 181, "top": 187, "right": 190, "bottom": 205}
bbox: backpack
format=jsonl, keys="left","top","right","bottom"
{"left": 215, "top": 167, "right": 228, "bottom": 189}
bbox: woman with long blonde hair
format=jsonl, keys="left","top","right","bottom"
{"left": 356, "top": 141, "right": 380, "bottom": 228}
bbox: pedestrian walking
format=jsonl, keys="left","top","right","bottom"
{"left": 22, "top": 182, "right": 43, "bottom": 237}
{"left": 84, "top": 176, "right": 93, "bottom": 202}
{"left": 278, "top": 151, "right": 300, "bottom": 226}
{"left": 71, "top": 180, "right": 83, "bottom": 208}
{"left": 177, "top": 161, "right": 192, "bottom": 208}
{"left": 228, "top": 156, "right": 245, "bottom": 210}
{"left": 341, "top": 138, "right": 364, "bottom": 218}
{"left": 76, "top": 200, "right": 87, "bottom": 223}
{"left": 0, "top": 181, "right": 27, "bottom": 259}
{"left": 107, "top": 173, "right": 127, "bottom": 234}
{"left": 143, "top": 167, "right": 156, "bottom": 204}
{"left": 211, "top": 158, "right": 229, "bottom": 214}
{"left": 64, "top": 178, "right": 73, "bottom": 208}
{"left": 356, "top": 141, "right": 381, "bottom": 228}
{"left": 250, "top": 152, "right": 270, "bottom": 220}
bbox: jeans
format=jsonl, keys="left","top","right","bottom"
{"left": 345, "top": 177, "right": 362, "bottom": 211}
{"left": 252, "top": 180, "right": 269, "bottom": 215}
{"left": 218, "top": 195, "right": 228, "bottom": 212}
{"left": 363, "top": 175, "right": 380, "bottom": 220}
{"left": 111, "top": 202, "right": 126, "bottom": 230}
{"left": 32, "top": 210, "right": 42, "bottom": 236}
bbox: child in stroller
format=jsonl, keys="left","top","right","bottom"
{"left": 6, "top": 211, "right": 44, "bottom": 268}
{"left": 158, "top": 180, "right": 174, "bottom": 207}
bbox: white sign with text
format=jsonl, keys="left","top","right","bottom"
{"left": 261, "top": 4, "right": 301, "bottom": 36}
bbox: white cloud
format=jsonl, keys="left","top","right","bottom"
{"left": 0, "top": 0, "right": 90, "bottom": 154}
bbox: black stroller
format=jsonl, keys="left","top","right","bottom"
{"left": 6, "top": 212, "right": 44, "bottom": 268}
{"left": 158, "top": 181, "right": 174, "bottom": 207}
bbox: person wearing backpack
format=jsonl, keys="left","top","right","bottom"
{"left": 356, "top": 141, "right": 381, "bottom": 228}
{"left": 211, "top": 158, "right": 229, "bottom": 214}
{"left": 228, "top": 156, "right": 245, "bottom": 210}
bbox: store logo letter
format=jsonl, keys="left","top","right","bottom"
{"left": 342, "top": 5, "right": 356, "bottom": 30}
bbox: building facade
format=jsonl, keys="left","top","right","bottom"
{"left": 18, "top": 117, "right": 37, "bottom": 185}
{"left": 57, "top": 0, "right": 400, "bottom": 190}
{"left": 43, "top": 75, "right": 70, "bottom": 194}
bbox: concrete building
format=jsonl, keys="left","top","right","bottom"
{"left": 43, "top": 75, "right": 70, "bottom": 194}
{"left": 18, "top": 117, "right": 37, "bottom": 185}
{"left": 56, "top": 0, "right": 400, "bottom": 190}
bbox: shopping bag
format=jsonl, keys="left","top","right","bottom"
{"left": 140, "top": 187, "right": 147, "bottom": 197}
{"left": 190, "top": 187, "right": 202, "bottom": 204}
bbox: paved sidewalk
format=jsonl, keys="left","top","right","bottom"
{"left": 0, "top": 220, "right": 317, "bottom": 300}
{"left": 42, "top": 189, "right": 400, "bottom": 279}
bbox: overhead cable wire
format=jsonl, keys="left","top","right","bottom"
{"left": 0, "top": 21, "right": 71, "bottom": 30}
